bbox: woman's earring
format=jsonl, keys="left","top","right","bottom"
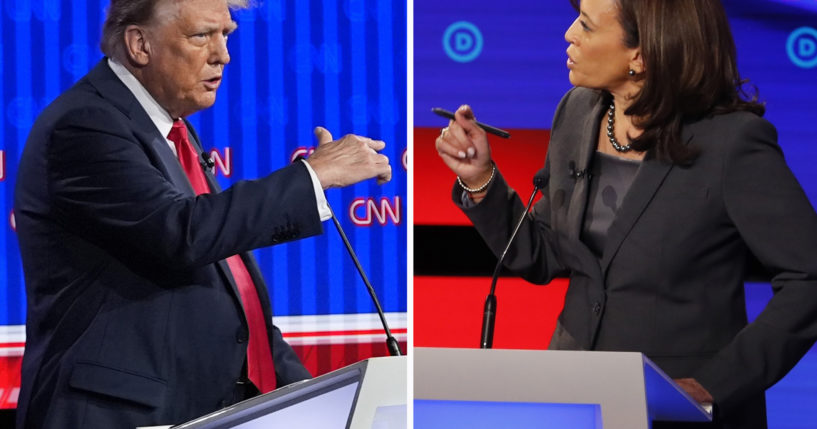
{"left": 628, "top": 69, "right": 636, "bottom": 77}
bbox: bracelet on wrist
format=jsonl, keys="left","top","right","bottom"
{"left": 457, "top": 163, "right": 496, "bottom": 194}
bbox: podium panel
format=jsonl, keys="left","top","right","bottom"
{"left": 415, "top": 399, "right": 601, "bottom": 429}
{"left": 414, "top": 348, "right": 711, "bottom": 429}
{"left": 174, "top": 356, "right": 405, "bottom": 429}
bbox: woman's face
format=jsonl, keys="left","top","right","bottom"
{"left": 564, "top": 0, "right": 640, "bottom": 93}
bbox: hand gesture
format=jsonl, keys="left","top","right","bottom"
{"left": 435, "top": 105, "right": 493, "bottom": 189}
{"left": 306, "top": 127, "right": 392, "bottom": 189}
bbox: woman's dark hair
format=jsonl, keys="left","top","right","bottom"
{"left": 570, "top": 0, "right": 764, "bottom": 164}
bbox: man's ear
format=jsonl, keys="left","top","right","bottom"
{"left": 123, "top": 25, "right": 151, "bottom": 66}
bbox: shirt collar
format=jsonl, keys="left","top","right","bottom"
{"left": 107, "top": 57, "right": 176, "bottom": 143}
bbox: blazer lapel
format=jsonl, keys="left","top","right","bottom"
{"left": 181, "top": 119, "right": 246, "bottom": 305}
{"left": 136, "top": 127, "right": 197, "bottom": 196}
{"left": 566, "top": 100, "right": 606, "bottom": 241}
{"left": 87, "top": 60, "right": 243, "bottom": 306}
{"left": 599, "top": 126, "right": 695, "bottom": 277}
{"left": 183, "top": 119, "right": 222, "bottom": 192}
{"left": 85, "top": 59, "right": 196, "bottom": 196}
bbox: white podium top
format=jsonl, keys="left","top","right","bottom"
{"left": 415, "top": 348, "right": 711, "bottom": 429}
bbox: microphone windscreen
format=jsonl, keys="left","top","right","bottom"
{"left": 533, "top": 166, "right": 549, "bottom": 188}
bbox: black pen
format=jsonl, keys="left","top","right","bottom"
{"left": 432, "top": 107, "right": 511, "bottom": 139}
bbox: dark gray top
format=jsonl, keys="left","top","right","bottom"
{"left": 580, "top": 151, "right": 641, "bottom": 257}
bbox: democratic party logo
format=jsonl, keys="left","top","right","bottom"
{"left": 787, "top": 27, "right": 817, "bottom": 69}
{"left": 443, "top": 21, "right": 483, "bottom": 63}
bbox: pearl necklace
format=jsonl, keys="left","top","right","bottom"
{"left": 606, "top": 102, "right": 632, "bottom": 152}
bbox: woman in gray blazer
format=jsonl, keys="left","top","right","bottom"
{"left": 435, "top": 0, "right": 817, "bottom": 428}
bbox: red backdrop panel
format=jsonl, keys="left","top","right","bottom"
{"left": 0, "top": 356, "right": 21, "bottom": 408}
{"left": 413, "top": 128, "right": 550, "bottom": 225}
{"left": 414, "top": 276, "right": 568, "bottom": 349}
{"left": 292, "top": 342, "right": 407, "bottom": 378}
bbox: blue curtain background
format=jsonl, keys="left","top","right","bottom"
{"left": 0, "top": 0, "right": 407, "bottom": 324}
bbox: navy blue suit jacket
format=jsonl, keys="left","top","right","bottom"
{"left": 15, "top": 59, "right": 322, "bottom": 428}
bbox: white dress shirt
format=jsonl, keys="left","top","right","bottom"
{"left": 107, "top": 58, "right": 331, "bottom": 221}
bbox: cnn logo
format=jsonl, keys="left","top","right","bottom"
{"left": 349, "top": 197, "right": 401, "bottom": 226}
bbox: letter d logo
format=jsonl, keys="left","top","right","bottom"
{"left": 443, "top": 21, "right": 483, "bottom": 63}
{"left": 787, "top": 27, "right": 817, "bottom": 69}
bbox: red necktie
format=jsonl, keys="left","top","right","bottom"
{"left": 168, "top": 120, "right": 277, "bottom": 393}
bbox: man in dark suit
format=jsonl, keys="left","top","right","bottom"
{"left": 14, "top": 0, "right": 391, "bottom": 427}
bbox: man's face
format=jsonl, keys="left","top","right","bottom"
{"left": 141, "top": 0, "right": 237, "bottom": 118}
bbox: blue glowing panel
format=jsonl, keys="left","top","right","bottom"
{"left": 414, "top": 399, "right": 601, "bottom": 429}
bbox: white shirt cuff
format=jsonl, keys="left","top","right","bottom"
{"left": 301, "top": 160, "right": 332, "bottom": 221}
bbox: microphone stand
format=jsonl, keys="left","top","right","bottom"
{"left": 328, "top": 204, "right": 402, "bottom": 357}
{"left": 480, "top": 177, "right": 545, "bottom": 349}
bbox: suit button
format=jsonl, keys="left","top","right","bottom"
{"left": 592, "top": 302, "right": 601, "bottom": 316}
{"left": 220, "top": 399, "right": 230, "bottom": 408}
{"left": 236, "top": 328, "right": 248, "bottom": 343}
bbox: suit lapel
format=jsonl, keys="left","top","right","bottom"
{"left": 136, "top": 127, "right": 197, "bottom": 196}
{"left": 181, "top": 119, "right": 247, "bottom": 304}
{"left": 598, "top": 157, "right": 672, "bottom": 276}
{"left": 85, "top": 59, "right": 196, "bottom": 196}
{"left": 598, "top": 126, "right": 695, "bottom": 277}
{"left": 183, "top": 119, "right": 221, "bottom": 192}
{"left": 87, "top": 60, "right": 244, "bottom": 305}
{"left": 566, "top": 99, "right": 606, "bottom": 241}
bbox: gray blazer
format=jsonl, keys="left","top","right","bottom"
{"left": 458, "top": 87, "right": 817, "bottom": 428}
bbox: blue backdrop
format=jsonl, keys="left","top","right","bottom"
{"left": 0, "top": 1, "right": 406, "bottom": 338}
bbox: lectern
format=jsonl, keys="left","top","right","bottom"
{"left": 414, "top": 348, "right": 711, "bottom": 429}
{"left": 172, "top": 356, "right": 405, "bottom": 429}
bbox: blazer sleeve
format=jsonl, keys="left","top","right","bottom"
{"left": 694, "top": 115, "right": 817, "bottom": 412}
{"left": 271, "top": 325, "right": 313, "bottom": 384}
{"left": 453, "top": 158, "right": 568, "bottom": 284}
{"left": 46, "top": 105, "right": 323, "bottom": 273}
{"left": 452, "top": 90, "right": 578, "bottom": 284}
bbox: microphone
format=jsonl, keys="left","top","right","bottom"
{"left": 200, "top": 151, "right": 215, "bottom": 170}
{"left": 568, "top": 161, "right": 591, "bottom": 179}
{"left": 291, "top": 153, "right": 400, "bottom": 356}
{"left": 480, "top": 167, "right": 548, "bottom": 349}
{"left": 327, "top": 202, "right": 402, "bottom": 357}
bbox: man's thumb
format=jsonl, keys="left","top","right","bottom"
{"left": 314, "top": 126, "right": 333, "bottom": 145}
